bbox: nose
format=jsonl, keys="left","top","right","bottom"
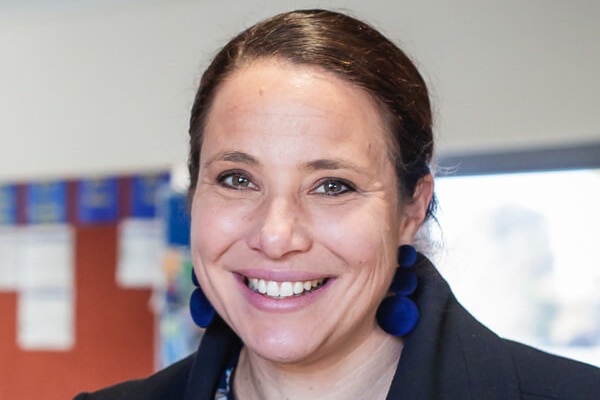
{"left": 247, "top": 195, "right": 312, "bottom": 259}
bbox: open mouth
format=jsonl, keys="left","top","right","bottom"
{"left": 245, "top": 277, "right": 328, "bottom": 299}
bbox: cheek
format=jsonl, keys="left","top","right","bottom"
{"left": 190, "top": 194, "right": 248, "bottom": 264}
{"left": 313, "top": 201, "right": 398, "bottom": 270}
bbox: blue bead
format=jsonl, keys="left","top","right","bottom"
{"left": 376, "top": 295, "right": 419, "bottom": 337}
{"left": 190, "top": 287, "right": 215, "bottom": 328}
{"left": 390, "top": 269, "right": 418, "bottom": 295}
{"left": 397, "top": 244, "right": 417, "bottom": 268}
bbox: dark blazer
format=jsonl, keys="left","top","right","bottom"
{"left": 74, "top": 255, "right": 600, "bottom": 399}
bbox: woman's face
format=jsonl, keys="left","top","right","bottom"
{"left": 191, "top": 59, "right": 426, "bottom": 366}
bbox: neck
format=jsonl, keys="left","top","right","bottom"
{"left": 233, "top": 328, "right": 403, "bottom": 400}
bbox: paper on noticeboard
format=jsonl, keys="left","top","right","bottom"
{"left": 17, "top": 289, "right": 74, "bottom": 350}
{"left": 18, "top": 225, "right": 74, "bottom": 290}
{"left": 0, "top": 227, "right": 19, "bottom": 291}
{"left": 116, "top": 218, "right": 165, "bottom": 288}
{"left": 16, "top": 224, "right": 75, "bottom": 351}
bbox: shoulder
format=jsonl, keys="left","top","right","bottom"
{"left": 408, "top": 256, "right": 600, "bottom": 400}
{"left": 73, "top": 318, "right": 241, "bottom": 400}
{"left": 73, "top": 354, "right": 195, "bottom": 400}
{"left": 505, "top": 340, "right": 600, "bottom": 400}
{"left": 455, "top": 295, "right": 600, "bottom": 399}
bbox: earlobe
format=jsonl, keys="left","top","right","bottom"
{"left": 398, "top": 174, "right": 434, "bottom": 244}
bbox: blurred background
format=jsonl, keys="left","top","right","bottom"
{"left": 0, "top": 1, "right": 598, "bottom": 398}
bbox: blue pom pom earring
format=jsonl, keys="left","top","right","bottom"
{"left": 190, "top": 269, "right": 215, "bottom": 328}
{"left": 376, "top": 244, "right": 419, "bottom": 336}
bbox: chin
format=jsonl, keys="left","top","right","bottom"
{"left": 238, "top": 320, "right": 327, "bottom": 365}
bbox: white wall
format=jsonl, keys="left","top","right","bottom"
{"left": 1, "top": 0, "right": 599, "bottom": 181}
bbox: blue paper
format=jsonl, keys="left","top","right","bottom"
{"left": 77, "top": 177, "right": 118, "bottom": 224}
{"left": 131, "top": 172, "right": 169, "bottom": 218}
{"left": 165, "top": 192, "right": 190, "bottom": 247}
{"left": 0, "top": 184, "right": 17, "bottom": 225}
{"left": 27, "top": 181, "right": 68, "bottom": 224}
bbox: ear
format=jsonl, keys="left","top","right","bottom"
{"left": 397, "top": 174, "right": 434, "bottom": 245}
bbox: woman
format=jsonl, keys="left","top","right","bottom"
{"left": 75, "top": 9, "right": 599, "bottom": 400}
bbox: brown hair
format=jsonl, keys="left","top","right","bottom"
{"left": 188, "top": 9, "right": 436, "bottom": 219}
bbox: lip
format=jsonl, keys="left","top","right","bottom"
{"left": 234, "top": 272, "right": 333, "bottom": 313}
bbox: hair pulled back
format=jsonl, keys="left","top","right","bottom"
{"left": 188, "top": 9, "right": 436, "bottom": 219}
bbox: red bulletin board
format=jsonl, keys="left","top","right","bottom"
{"left": 0, "top": 177, "right": 161, "bottom": 400}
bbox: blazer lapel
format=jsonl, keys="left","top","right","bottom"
{"left": 387, "top": 255, "right": 520, "bottom": 400}
{"left": 184, "top": 317, "right": 242, "bottom": 400}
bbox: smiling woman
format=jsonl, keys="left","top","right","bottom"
{"left": 191, "top": 59, "right": 420, "bottom": 372}
{"left": 73, "top": 8, "right": 600, "bottom": 400}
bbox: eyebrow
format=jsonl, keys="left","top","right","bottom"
{"left": 204, "top": 152, "right": 366, "bottom": 174}
{"left": 302, "top": 159, "right": 367, "bottom": 174}
{"left": 203, "top": 151, "right": 261, "bottom": 168}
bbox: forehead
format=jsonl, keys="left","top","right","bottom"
{"left": 204, "top": 59, "right": 390, "bottom": 151}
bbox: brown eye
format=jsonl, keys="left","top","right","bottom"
{"left": 218, "top": 172, "right": 256, "bottom": 190}
{"left": 231, "top": 175, "right": 250, "bottom": 187}
{"left": 324, "top": 181, "right": 343, "bottom": 193}
{"left": 314, "top": 178, "right": 354, "bottom": 196}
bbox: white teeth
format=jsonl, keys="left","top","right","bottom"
{"left": 293, "top": 281, "right": 304, "bottom": 294}
{"left": 258, "top": 279, "right": 267, "bottom": 294}
{"left": 280, "top": 282, "right": 293, "bottom": 297}
{"left": 266, "top": 281, "right": 279, "bottom": 296}
{"left": 247, "top": 278, "right": 325, "bottom": 298}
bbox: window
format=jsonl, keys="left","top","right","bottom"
{"left": 433, "top": 169, "right": 600, "bottom": 367}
